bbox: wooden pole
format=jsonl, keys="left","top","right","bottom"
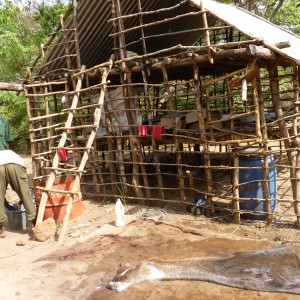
{"left": 292, "top": 64, "right": 300, "bottom": 229}
{"left": 205, "top": 86, "right": 215, "bottom": 141}
{"left": 233, "top": 147, "right": 240, "bottom": 224}
{"left": 0, "top": 82, "right": 23, "bottom": 91}
{"left": 193, "top": 63, "right": 213, "bottom": 216}
{"left": 200, "top": 1, "right": 213, "bottom": 64}
{"left": 140, "top": 61, "right": 165, "bottom": 202}
{"left": 137, "top": 0, "right": 147, "bottom": 55}
{"left": 226, "top": 78, "right": 235, "bottom": 140}
{"left": 269, "top": 65, "right": 297, "bottom": 219}
{"left": 26, "top": 68, "right": 44, "bottom": 177}
{"left": 72, "top": 0, "right": 81, "bottom": 69}
{"left": 269, "top": 65, "right": 293, "bottom": 164}
{"left": 161, "top": 64, "right": 186, "bottom": 206}
{"left": 114, "top": 0, "right": 143, "bottom": 200}
{"left": 254, "top": 76, "right": 272, "bottom": 224}
{"left": 103, "top": 102, "right": 119, "bottom": 197}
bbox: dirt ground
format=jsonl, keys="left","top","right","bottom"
{"left": 1, "top": 156, "right": 300, "bottom": 300}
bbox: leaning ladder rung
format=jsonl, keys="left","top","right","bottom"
{"left": 55, "top": 125, "right": 97, "bottom": 131}
{"left": 42, "top": 166, "right": 84, "bottom": 173}
{"left": 35, "top": 186, "right": 81, "bottom": 195}
{"left": 50, "top": 146, "right": 94, "bottom": 150}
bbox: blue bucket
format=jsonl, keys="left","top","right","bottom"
{"left": 239, "top": 154, "right": 277, "bottom": 220}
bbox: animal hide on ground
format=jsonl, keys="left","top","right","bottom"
{"left": 108, "top": 245, "right": 300, "bottom": 294}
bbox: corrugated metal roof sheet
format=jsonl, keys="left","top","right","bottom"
{"left": 39, "top": 0, "right": 300, "bottom": 75}
{"left": 42, "top": 0, "right": 211, "bottom": 73}
{"left": 192, "top": 0, "right": 300, "bottom": 64}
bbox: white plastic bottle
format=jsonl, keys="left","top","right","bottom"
{"left": 115, "top": 198, "right": 125, "bottom": 227}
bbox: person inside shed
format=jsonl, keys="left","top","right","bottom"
{"left": 0, "top": 115, "right": 36, "bottom": 238}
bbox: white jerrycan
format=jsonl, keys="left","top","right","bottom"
{"left": 115, "top": 198, "right": 125, "bottom": 227}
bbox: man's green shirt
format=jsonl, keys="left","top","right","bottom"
{"left": 0, "top": 115, "right": 13, "bottom": 150}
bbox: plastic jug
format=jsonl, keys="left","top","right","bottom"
{"left": 115, "top": 198, "right": 125, "bottom": 227}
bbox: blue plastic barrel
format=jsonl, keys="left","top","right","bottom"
{"left": 239, "top": 154, "right": 277, "bottom": 220}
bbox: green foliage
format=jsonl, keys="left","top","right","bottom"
{"left": 0, "top": 4, "right": 38, "bottom": 81}
{"left": 217, "top": 0, "right": 300, "bottom": 35}
{"left": 0, "top": 91, "right": 29, "bottom": 153}
{"left": 274, "top": 0, "right": 300, "bottom": 34}
{"left": 0, "top": 0, "right": 68, "bottom": 154}
{"left": 33, "top": 1, "right": 68, "bottom": 37}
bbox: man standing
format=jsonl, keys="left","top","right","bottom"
{"left": 0, "top": 150, "right": 36, "bottom": 238}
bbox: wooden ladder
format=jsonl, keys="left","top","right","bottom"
{"left": 34, "top": 55, "right": 114, "bottom": 242}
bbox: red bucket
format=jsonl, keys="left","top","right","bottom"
{"left": 34, "top": 175, "right": 83, "bottom": 223}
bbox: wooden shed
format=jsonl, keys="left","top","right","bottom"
{"left": 24, "top": 0, "right": 300, "bottom": 231}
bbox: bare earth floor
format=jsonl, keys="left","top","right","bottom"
{"left": 1, "top": 199, "right": 300, "bottom": 300}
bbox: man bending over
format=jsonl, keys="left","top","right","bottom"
{"left": 0, "top": 150, "right": 36, "bottom": 238}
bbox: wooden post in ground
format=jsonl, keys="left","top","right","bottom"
{"left": 232, "top": 147, "right": 240, "bottom": 224}
{"left": 161, "top": 64, "right": 186, "bottom": 207}
{"left": 193, "top": 63, "right": 213, "bottom": 216}
{"left": 292, "top": 64, "right": 300, "bottom": 229}
{"left": 254, "top": 76, "right": 272, "bottom": 224}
